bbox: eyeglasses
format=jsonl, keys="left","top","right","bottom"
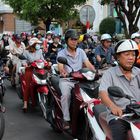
{"left": 70, "top": 38, "right": 78, "bottom": 41}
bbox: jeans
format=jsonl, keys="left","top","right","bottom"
{"left": 109, "top": 119, "right": 130, "bottom": 140}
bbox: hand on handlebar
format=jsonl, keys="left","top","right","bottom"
{"left": 110, "top": 104, "right": 123, "bottom": 117}
{"left": 60, "top": 72, "right": 68, "bottom": 78}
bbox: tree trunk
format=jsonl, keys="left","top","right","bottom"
{"left": 44, "top": 17, "right": 51, "bottom": 32}
{"left": 115, "top": 5, "right": 129, "bottom": 38}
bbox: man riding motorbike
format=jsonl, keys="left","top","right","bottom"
{"left": 94, "top": 33, "right": 115, "bottom": 68}
{"left": 57, "top": 29, "right": 95, "bottom": 129}
{"left": 99, "top": 39, "right": 140, "bottom": 140}
{"left": 47, "top": 34, "right": 63, "bottom": 64}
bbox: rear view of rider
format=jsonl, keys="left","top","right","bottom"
{"left": 99, "top": 39, "right": 140, "bottom": 140}
{"left": 95, "top": 33, "right": 114, "bottom": 68}
{"left": 57, "top": 29, "right": 95, "bottom": 129}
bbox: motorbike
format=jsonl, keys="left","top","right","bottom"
{"left": 0, "top": 57, "right": 9, "bottom": 139}
{"left": 16, "top": 58, "right": 50, "bottom": 118}
{"left": 45, "top": 57, "right": 99, "bottom": 140}
{"left": 89, "top": 86, "right": 140, "bottom": 140}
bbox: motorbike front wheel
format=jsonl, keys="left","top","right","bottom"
{"left": 0, "top": 85, "right": 5, "bottom": 103}
{"left": 38, "top": 93, "right": 48, "bottom": 119}
{"left": 77, "top": 110, "right": 93, "bottom": 140}
{"left": 0, "top": 111, "right": 5, "bottom": 140}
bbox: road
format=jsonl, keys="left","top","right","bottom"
{"left": 2, "top": 81, "right": 72, "bottom": 140}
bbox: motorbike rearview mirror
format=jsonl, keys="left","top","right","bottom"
{"left": 57, "top": 57, "right": 68, "bottom": 65}
{"left": 57, "top": 57, "right": 74, "bottom": 72}
{"left": 108, "top": 86, "right": 132, "bottom": 100}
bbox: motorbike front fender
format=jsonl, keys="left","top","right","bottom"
{"left": 37, "top": 86, "right": 48, "bottom": 95}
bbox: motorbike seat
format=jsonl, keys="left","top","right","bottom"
{"left": 50, "top": 75, "right": 62, "bottom": 96}
{"left": 93, "top": 104, "right": 107, "bottom": 125}
{"left": 99, "top": 109, "right": 133, "bottom": 140}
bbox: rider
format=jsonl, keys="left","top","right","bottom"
{"left": 94, "top": 33, "right": 114, "bottom": 68}
{"left": 47, "top": 34, "right": 63, "bottom": 64}
{"left": 131, "top": 32, "right": 140, "bottom": 67}
{"left": 21, "top": 37, "right": 44, "bottom": 112}
{"left": 9, "top": 34, "right": 26, "bottom": 86}
{"left": 57, "top": 29, "right": 95, "bottom": 129}
{"left": 78, "top": 33, "right": 95, "bottom": 64}
{"left": 99, "top": 39, "right": 140, "bottom": 140}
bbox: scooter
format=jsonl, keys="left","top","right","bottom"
{"left": 16, "top": 59, "right": 50, "bottom": 118}
{"left": 45, "top": 57, "right": 99, "bottom": 140}
{"left": 87, "top": 86, "right": 140, "bottom": 140}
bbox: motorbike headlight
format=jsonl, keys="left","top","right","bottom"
{"left": 36, "top": 61, "right": 44, "bottom": 69}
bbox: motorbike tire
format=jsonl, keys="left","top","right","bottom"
{"left": 0, "top": 85, "right": 4, "bottom": 103}
{"left": 38, "top": 93, "right": 48, "bottom": 119}
{"left": 16, "top": 84, "right": 23, "bottom": 100}
{"left": 77, "top": 110, "right": 93, "bottom": 140}
{"left": 45, "top": 95, "right": 62, "bottom": 133}
{"left": 0, "top": 112, "right": 5, "bottom": 140}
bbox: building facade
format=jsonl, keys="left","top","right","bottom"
{"left": 0, "top": 0, "right": 32, "bottom": 34}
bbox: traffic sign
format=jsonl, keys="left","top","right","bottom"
{"left": 79, "top": 5, "right": 96, "bottom": 26}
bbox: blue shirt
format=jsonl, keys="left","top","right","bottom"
{"left": 57, "top": 47, "right": 88, "bottom": 73}
{"left": 95, "top": 45, "right": 114, "bottom": 64}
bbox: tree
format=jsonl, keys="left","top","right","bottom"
{"left": 99, "top": 17, "right": 116, "bottom": 35}
{"left": 100, "top": 0, "right": 140, "bottom": 38}
{"left": 3, "top": 0, "right": 86, "bottom": 31}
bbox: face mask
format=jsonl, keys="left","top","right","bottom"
{"left": 35, "top": 44, "right": 41, "bottom": 50}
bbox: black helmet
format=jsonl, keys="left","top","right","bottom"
{"left": 83, "top": 33, "right": 90, "bottom": 41}
{"left": 65, "top": 29, "right": 78, "bottom": 43}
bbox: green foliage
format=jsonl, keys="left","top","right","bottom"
{"left": 99, "top": 17, "right": 116, "bottom": 35}
{"left": 100, "top": 0, "right": 111, "bottom": 5}
{"left": 3, "top": 0, "right": 86, "bottom": 25}
{"left": 100, "top": 0, "right": 140, "bottom": 37}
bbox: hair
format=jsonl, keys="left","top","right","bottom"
{"left": 28, "top": 43, "right": 36, "bottom": 52}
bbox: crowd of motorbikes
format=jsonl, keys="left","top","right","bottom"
{"left": 0, "top": 44, "right": 140, "bottom": 140}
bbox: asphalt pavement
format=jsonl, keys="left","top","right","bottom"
{"left": 2, "top": 81, "right": 72, "bottom": 140}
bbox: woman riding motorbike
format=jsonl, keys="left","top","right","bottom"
{"left": 21, "top": 37, "right": 45, "bottom": 112}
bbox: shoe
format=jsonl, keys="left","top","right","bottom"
{"left": 22, "top": 107, "right": 27, "bottom": 113}
{"left": 63, "top": 121, "right": 70, "bottom": 130}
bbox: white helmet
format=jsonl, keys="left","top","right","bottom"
{"left": 29, "top": 37, "right": 42, "bottom": 46}
{"left": 115, "top": 39, "right": 138, "bottom": 54}
{"left": 101, "top": 33, "right": 112, "bottom": 41}
{"left": 46, "top": 31, "right": 52, "bottom": 35}
{"left": 131, "top": 32, "right": 140, "bottom": 39}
